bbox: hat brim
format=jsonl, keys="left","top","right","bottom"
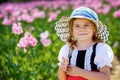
{"left": 55, "top": 16, "right": 109, "bottom": 42}
{"left": 70, "top": 16, "right": 98, "bottom": 28}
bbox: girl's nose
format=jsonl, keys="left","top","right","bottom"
{"left": 79, "top": 27, "right": 85, "bottom": 30}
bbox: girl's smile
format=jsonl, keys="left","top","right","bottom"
{"left": 72, "top": 18, "right": 95, "bottom": 41}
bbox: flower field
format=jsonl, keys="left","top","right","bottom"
{"left": 0, "top": 0, "right": 120, "bottom": 80}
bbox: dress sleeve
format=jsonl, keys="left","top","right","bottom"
{"left": 94, "top": 43, "right": 114, "bottom": 69}
{"left": 58, "top": 44, "right": 69, "bottom": 66}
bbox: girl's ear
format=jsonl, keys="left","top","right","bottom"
{"left": 93, "top": 27, "right": 97, "bottom": 37}
{"left": 93, "top": 25, "right": 97, "bottom": 33}
{"left": 94, "top": 29, "right": 96, "bottom": 33}
{"left": 93, "top": 32, "right": 96, "bottom": 37}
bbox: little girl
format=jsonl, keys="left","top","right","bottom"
{"left": 55, "top": 7, "right": 114, "bottom": 80}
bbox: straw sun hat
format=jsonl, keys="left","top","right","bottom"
{"left": 55, "top": 7, "right": 109, "bottom": 42}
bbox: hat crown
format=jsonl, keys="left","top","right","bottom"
{"left": 70, "top": 7, "right": 98, "bottom": 21}
{"left": 55, "top": 7, "right": 109, "bottom": 42}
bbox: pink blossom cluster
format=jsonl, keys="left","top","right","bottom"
{"left": 106, "top": 0, "right": 120, "bottom": 8}
{"left": 0, "top": 3, "right": 46, "bottom": 25}
{"left": 113, "top": 10, "right": 120, "bottom": 18}
{"left": 0, "top": 0, "right": 120, "bottom": 26}
{"left": 40, "top": 31, "right": 51, "bottom": 47}
{"left": 48, "top": 10, "right": 61, "bottom": 22}
{"left": 12, "top": 23, "right": 23, "bottom": 35}
{"left": 17, "top": 32, "right": 38, "bottom": 52}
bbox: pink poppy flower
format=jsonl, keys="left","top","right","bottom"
{"left": 40, "top": 38, "right": 51, "bottom": 47}
{"left": 27, "top": 36, "right": 38, "bottom": 47}
{"left": 17, "top": 37, "right": 28, "bottom": 48}
{"left": 40, "top": 31, "right": 49, "bottom": 39}
{"left": 2, "top": 17, "right": 12, "bottom": 25}
{"left": 40, "top": 30, "right": 51, "bottom": 47}
{"left": 48, "top": 11, "right": 60, "bottom": 22}
{"left": 12, "top": 23, "right": 23, "bottom": 35}
{"left": 113, "top": 10, "right": 120, "bottom": 18}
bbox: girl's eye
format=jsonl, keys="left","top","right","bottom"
{"left": 75, "top": 26, "right": 79, "bottom": 27}
{"left": 74, "top": 25, "right": 79, "bottom": 27}
{"left": 84, "top": 25, "right": 90, "bottom": 28}
{"left": 85, "top": 25, "right": 89, "bottom": 26}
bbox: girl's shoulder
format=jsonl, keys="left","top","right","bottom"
{"left": 61, "top": 44, "right": 69, "bottom": 49}
{"left": 58, "top": 44, "right": 70, "bottom": 66}
{"left": 96, "top": 42, "right": 112, "bottom": 50}
{"left": 97, "top": 42, "right": 110, "bottom": 47}
{"left": 94, "top": 42, "right": 114, "bottom": 68}
{"left": 59, "top": 44, "right": 69, "bottom": 56}
{"left": 96, "top": 42, "right": 113, "bottom": 56}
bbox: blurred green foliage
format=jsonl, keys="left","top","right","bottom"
{"left": 0, "top": 6, "right": 71, "bottom": 80}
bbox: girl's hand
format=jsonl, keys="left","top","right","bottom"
{"left": 66, "top": 66, "right": 81, "bottom": 76}
{"left": 61, "top": 57, "right": 69, "bottom": 71}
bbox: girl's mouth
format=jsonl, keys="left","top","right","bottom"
{"left": 79, "top": 33, "right": 88, "bottom": 35}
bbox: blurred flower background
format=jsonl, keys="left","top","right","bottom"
{"left": 0, "top": 0, "right": 120, "bottom": 80}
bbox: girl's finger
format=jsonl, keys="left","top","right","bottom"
{"left": 62, "top": 57, "right": 69, "bottom": 71}
{"left": 66, "top": 71, "right": 72, "bottom": 75}
{"left": 66, "top": 58, "right": 69, "bottom": 65}
{"left": 66, "top": 66, "right": 72, "bottom": 71}
{"left": 61, "top": 61, "right": 66, "bottom": 71}
{"left": 62, "top": 57, "right": 65, "bottom": 63}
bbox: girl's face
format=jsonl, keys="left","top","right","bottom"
{"left": 72, "top": 18, "right": 95, "bottom": 41}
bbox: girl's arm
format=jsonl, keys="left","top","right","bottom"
{"left": 66, "top": 66, "right": 110, "bottom": 80}
{"left": 58, "top": 57, "right": 69, "bottom": 80}
{"left": 58, "top": 67, "right": 67, "bottom": 80}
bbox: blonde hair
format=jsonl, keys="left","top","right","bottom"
{"left": 67, "top": 18, "right": 103, "bottom": 51}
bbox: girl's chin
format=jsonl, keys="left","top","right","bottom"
{"left": 78, "top": 39, "right": 89, "bottom": 41}
{"left": 77, "top": 37, "right": 90, "bottom": 41}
